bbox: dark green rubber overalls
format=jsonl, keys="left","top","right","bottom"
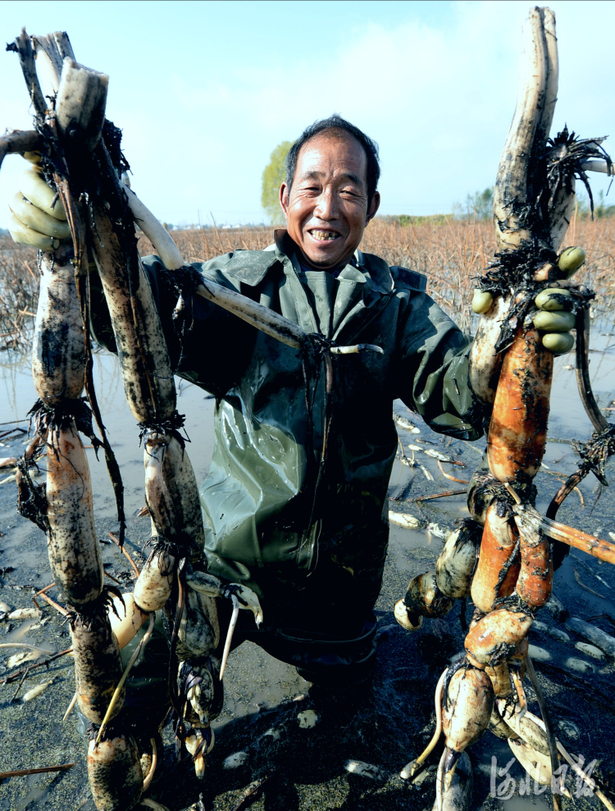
{"left": 95, "top": 230, "right": 486, "bottom": 683}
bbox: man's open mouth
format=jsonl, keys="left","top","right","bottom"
{"left": 309, "top": 230, "right": 339, "bottom": 242}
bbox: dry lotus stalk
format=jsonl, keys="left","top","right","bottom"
{"left": 493, "top": 7, "right": 558, "bottom": 251}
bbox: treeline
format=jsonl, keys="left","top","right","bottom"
{"left": 384, "top": 186, "right": 615, "bottom": 227}
{"left": 378, "top": 214, "right": 452, "bottom": 226}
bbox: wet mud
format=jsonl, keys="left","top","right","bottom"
{"left": 1, "top": 333, "right": 615, "bottom": 811}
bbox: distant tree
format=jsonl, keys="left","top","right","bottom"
{"left": 454, "top": 187, "right": 494, "bottom": 221}
{"left": 572, "top": 190, "right": 615, "bottom": 219}
{"left": 466, "top": 187, "right": 494, "bottom": 220}
{"left": 261, "top": 141, "right": 292, "bottom": 224}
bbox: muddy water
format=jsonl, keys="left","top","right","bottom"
{"left": 1, "top": 322, "right": 615, "bottom": 811}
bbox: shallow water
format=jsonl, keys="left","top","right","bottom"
{"left": 1, "top": 324, "right": 615, "bottom": 811}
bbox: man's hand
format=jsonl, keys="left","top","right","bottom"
{"left": 7, "top": 155, "right": 70, "bottom": 251}
{"left": 532, "top": 246, "right": 586, "bottom": 355}
{"left": 533, "top": 288, "right": 575, "bottom": 354}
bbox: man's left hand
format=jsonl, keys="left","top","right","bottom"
{"left": 532, "top": 245, "right": 586, "bottom": 355}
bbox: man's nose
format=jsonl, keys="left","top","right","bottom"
{"left": 313, "top": 189, "right": 339, "bottom": 220}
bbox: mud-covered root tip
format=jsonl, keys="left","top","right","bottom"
{"left": 393, "top": 598, "right": 423, "bottom": 631}
{"left": 397, "top": 571, "right": 454, "bottom": 628}
{"left": 435, "top": 749, "right": 473, "bottom": 811}
{"left": 183, "top": 724, "right": 215, "bottom": 780}
{"left": 69, "top": 601, "right": 125, "bottom": 725}
{"left": 435, "top": 522, "right": 482, "bottom": 600}
{"left": 441, "top": 747, "right": 463, "bottom": 794}
{"left": 87, "top": 724, "right": 143, "bottom": 811}
{"left": 133, "top": 540, "right": 177, "bottom": 613}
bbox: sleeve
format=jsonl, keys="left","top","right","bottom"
{"left": 394, "top": 291, "right": 489, "bottom": 441}
{"left": 89, "top": 253, "right": 257, "bottom": 400}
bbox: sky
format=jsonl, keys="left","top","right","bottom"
{"left": 0, "top": 0, "right": 613, "bottom": 228}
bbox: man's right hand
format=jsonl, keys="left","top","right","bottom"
{"left": 7, "top": 155, "right": 70, "bottom": 251}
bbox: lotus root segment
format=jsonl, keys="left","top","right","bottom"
{"left": 46, "top": 423, "right": 104, "bottom": 607}
{"left": 70, "top": 610, "right": 125, "bottom": 724}
{"left": 87, "top": 729, "right": 143, "bottom": 811}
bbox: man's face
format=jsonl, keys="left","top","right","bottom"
{"left": 279, "top": 131, "right": 380, "bottom": 270}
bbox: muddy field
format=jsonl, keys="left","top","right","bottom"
{"left": 1, "top": 322, "right": 615, "bottom": 811}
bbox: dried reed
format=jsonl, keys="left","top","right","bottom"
{"left": 0, "top": 238, "right": 39, "bottom": 351}
{"left": 2, "top": 214, "right": 614, "bottom": 350}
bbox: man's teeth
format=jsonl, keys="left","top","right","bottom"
{"left": 311, "top": 230, "right": 338, "bottom": 241}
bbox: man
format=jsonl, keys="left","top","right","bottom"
{"left": 8, "top": 114, "right": 570, "bottom": 691}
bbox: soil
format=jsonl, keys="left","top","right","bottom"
{"left": 1, "top": 331, "right": 615, "bottom": 811}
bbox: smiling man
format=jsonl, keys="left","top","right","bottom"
{"left": 148, "top": 115, "right": 487, "bottom": 685}
{"left": 279, "top": 122, "right": 380, "bottom": 271}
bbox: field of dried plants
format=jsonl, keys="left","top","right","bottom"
{"left": 1, "top": 214, "right": 615, "bottom": 350}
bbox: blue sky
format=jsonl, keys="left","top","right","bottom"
{"left": 0, "top": 1, "right": 613, "bottom": 227}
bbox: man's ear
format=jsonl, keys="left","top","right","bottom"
{"left": 279, "top": 183, "right": 289, "bottom": 219}
{"left": 366, "top": 191, "right": 380, "bottom": 225}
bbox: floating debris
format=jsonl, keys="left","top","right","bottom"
{"left": 407, "top": 443, "right": 452, "bottom": 462}
{"left": 557, "top": 719, "right": 580, "bottom": 741}
{"left": 575, "top": 641, "right": 606, "bottom": 660}
{"left": 426, "top": 523, "right": 448, "bottom": 540}
{"left": 425, "top": 449, "right": 453, "bottom": 462}
{"left": 22, "top": 678, "right": 55, "bottom": 702}
{"left": 388, "top": 511, "right": 420, "bottom": 530}
{"left": 419, "top": 465, "right": 434, "bottom": 482}
{"left": 8, "top": 608, "right": 42, "bottom": 621}
{"left": 297, "top": 709, "right": 319, "bottom": 729}
{"left": 7, "top": 649, "right": 41, "bottom": 669}
{"left": 394, "top": 415, "right": 420, "bottom": 434}
{"left": 400, "top": 455, "right": 417, "bottom": 468}
{"left": 344, "top": 760, "right": 387, "bottom": 781}
{"left": 566, "top": 616, "right": 615, "bottom": 657}
{"left": 564, "top": 657, "right": 596, "bottom": 674}
{"left": 262, "top": 726, "right": 282, "bottom": 741}
{"left": 528, "top": 644, "right": 552, "bottom": 662}
{"left": 222, "top": 751, "right": 249, "bottom": 770}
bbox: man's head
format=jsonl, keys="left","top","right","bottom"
{"left": 279, "top": 115, "right": 381, "bottom": 270}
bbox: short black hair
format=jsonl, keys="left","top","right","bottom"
{"left": 284, "top": 114, "right": 380, "bottom": 206}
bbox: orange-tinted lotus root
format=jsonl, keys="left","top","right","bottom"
{"left": 464, "top": 608, "right": 533, "bottom": 667}
{"left": 471, "top": 504, "right": 519, "bottom": 613}
{"left": 515, "top": 533, "right": 553, "bottom": 609}
{"left": 442, "top": 664, "right": 494, "bottom": 753}
{"left": 487, "top": 327, "right": 553, "bottom": 483}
